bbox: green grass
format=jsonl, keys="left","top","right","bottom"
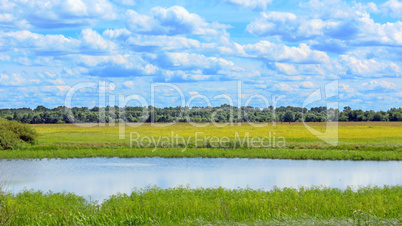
{"left": 0, "top": 147, "right": 400, "bottom": 160}
{"left": 1, "top": 186, "right": 401, "bottom": 225}
{"left": 0, "top": 122, "right": 401, "bottom": 160}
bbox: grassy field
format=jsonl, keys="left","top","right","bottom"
{"left": 1, "top": 186, "right": 400, "bottom": 225}
{"left": 0, "top": 121, "right": 401, "bottom": 160}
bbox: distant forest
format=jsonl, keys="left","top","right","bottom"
{"left": 0, "top": 105, "right": 401, "bottom": 124}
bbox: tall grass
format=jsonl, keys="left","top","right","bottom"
{"left": 0, "top": 174, "right": 12, "bottom": 225}
{"left": 2, "top": 186, "right": 401, "bottom": 225}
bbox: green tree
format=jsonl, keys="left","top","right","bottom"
{"left": 283, "top": 111, "right": 295, "bottom": 122}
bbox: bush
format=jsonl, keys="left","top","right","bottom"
{"left": 0, "top": 118, "right": 37, "bottom": 150}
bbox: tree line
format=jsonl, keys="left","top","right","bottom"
{"left": 0, "top": 105, "right": 401, "bottom": 124}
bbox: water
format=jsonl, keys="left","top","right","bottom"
{"left": 0, "top": 158, "right": 401, "bottom": 201}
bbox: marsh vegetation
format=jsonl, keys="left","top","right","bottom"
{"left": 0, "top": 186, "right": 400, "bottom": 225}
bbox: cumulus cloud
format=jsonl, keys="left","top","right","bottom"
{"left": 153, "top": 52, "right": 235, "bottom": 75}
{"left": 382, "top": 0, "right": 402, "bottom": 18}
{"left": 354, "top": 17, "right": 402, "bottom": 46}
{"left": 103, "top": 28, "right": 131, "bottom": 41}
{"left": 80, "top": 29, "right": 117, "bottom": 54}
{"left": 246, "top": 12, "right": 299, "bottom": 41}
{"left": 0, "top": 73, "right": 37, "bottom": 86}
{"left": 0, "top": 29, "right": 121, "bottom": 61}
{"left": 247, "top": 4, "right": 402, "bottom": 47}
{"left": 275, "top": 83, "right": 294, "bottom": 91}
{"left": 77, "top": 54, "right": 159, "bottom": 77}
{"left": 0, "top": 0, "right": 116, "bottom": 29}
{"left": 123, "top": 81, "right": 134, "bottom": 88}
{"left": 126, "top": 6, "right": 229, "bottom": 36}
{"left": 0, "top": 30, "right": 80, "bottom": 55}
{"left": 299, "top": 81, "right": 314, "bottom": 89}
{"left": 362, "top": 80, "right": 397, "bottom": 91}
{"left": 189, "top": 91, "right": 200, "bottom": 95}
{"left": 246, "top": 11, "right": 349, "bottom": 42}
{"left": 223, "top": 0, "right": 272, "bottom": 11}
{"left": 339, "top": 84, "right": 355, "bottom": 93}
{"left": 125, "top": 35, "right": 201, "bottom": 52}
{"left": 243, "top": 41, "right": 329, "bottom": 64}
{"left": 339, "top": 55, "right": 401, "bottom": 77}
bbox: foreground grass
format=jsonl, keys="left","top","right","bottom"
{"left": 0, "top": 122, "right": 400, "bottom": 160}
{"left": 1, "top": 186, "right": 401, "bottom": 225}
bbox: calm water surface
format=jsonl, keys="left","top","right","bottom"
{"left": 0, "top": 158, "right": 401, "bottom": 201}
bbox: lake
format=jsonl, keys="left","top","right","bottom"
{"left": 0, "top": 158, "right": 401, "bottom": 201}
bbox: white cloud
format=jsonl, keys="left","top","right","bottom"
{"left": 0, "top": 29, "right": 121, "bottom": 58}
{"left": 246, "top": 12, "right": 298, "bottom": 40}
{"left": 0, "top": 73, "right": 26, "bottom": 86}
{"left": 62, "top": 0, "right": 88, "bottom": 17}
{"left": 126, "top": 6, "right": 229, "bottom": 36}
{"left": 158, "top": 52, "right": 235, "bottom": 74}
{"left": 0, "top": 13, "right": 13, "bottom": 23}
{"left": 339, "top": 84, "right": 355, "bottom": 93}
{"left": 114, "top": 0, "right": 136, "bottom": 5}
{"left": 382, "top": 0, "right": 402, "bottom": 18}
{"left": 103, "top": 28, "right": 131, "bottom": 40}
{"left": 77, "top": 55, "right": 129, "bottom": 67}
{"left": 362, "top": 80, "right": 397, "bottom": 90}
{"left": 224, "top": 0, "right": 272, "bottom": 10}
{"left": 123, "top": 81, "right": 134, "bottom": 88}
{"left": 275, "top": 83, "right": 294, "bottom": 91}
{"left": 274, "top": 63, "right": 297, "bottom": 75}
{"left": 0, "top": 53, "right": 10, "bottom": 61}
{"left": 300, "top": 81, "right": 314, "bottom": 88}
{"left": 189, "top": 91, "right": 200, "bottom": 95}
{"left": 0, "top": 30, "right": 80, "bottom": 54}
{"left": 80, "top": 29, "right": 116, "bottom": 53}
{"left": 356, "top": 17, "right": 402, "bottom": 46}
{"left": 254, "top": 84, "right": 267, "bottom": 88}
{"left": 0, "top": 0, "right": 16, "bottom": 11}
{"left": 76, "top": 54, "right": 160, "bottom": 77}
{"left": 50, "top": 78, "right": 65, "bottom": 85}
{"left": 340, "top": 55, "right": 401, "bottom": 76}
{"left": 243, "top": 41, "right": 329, "bottom": 63}
{"left": 247, "top": 3, "right": 402, "bottom": 47}
{"left": 126, "top": 35, "right": 201, "bottom": 51}
{"left": 0, "top": 0, "right": 116, "bottom": 29}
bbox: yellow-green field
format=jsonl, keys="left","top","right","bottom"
{"left": 0, "top": 122, "right": 401, "bottom": 160}
{"left": 33, "top": 121, "right": 402, "bottom": 145}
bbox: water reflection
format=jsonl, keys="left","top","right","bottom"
{"left": 0, "top": 158, "right": 400, "bottom": 201}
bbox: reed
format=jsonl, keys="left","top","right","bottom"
{"left": 2, "top": 186, "right": 401, "bottom": 225}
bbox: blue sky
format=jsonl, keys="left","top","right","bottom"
{"left": 0, "top": 0, "right": 401, "bottom": 110}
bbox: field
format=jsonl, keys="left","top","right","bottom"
{"left": 1, "top": 122, "right": 401, "bottom": 225}
{"left": 0, "top": 121, "right": 401, "bottom": 160}
{"left": 1, "top": 186, "right": 401, "bottom": 225}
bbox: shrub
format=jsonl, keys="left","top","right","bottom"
{"left": 0, "top": 118, "right": 37, "bottom": 150}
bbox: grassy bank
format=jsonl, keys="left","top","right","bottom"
{"left": 0, "top": 122, "right": 400, "bottom": 160}
{"left": 1, "top": 186, "right": 400, "bottom": 225}
{"left": 0, "top": 146, "right": 400, "bottom": 160}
